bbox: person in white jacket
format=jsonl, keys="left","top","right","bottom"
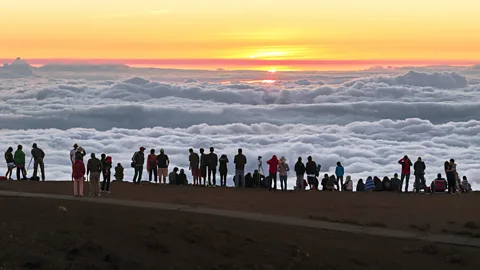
{"left": 344, "top": 175, "right": 353, "bottom": 192}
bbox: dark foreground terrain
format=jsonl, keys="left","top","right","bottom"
{"left": 0, "top": 196, "right": 479, "bottom": 270}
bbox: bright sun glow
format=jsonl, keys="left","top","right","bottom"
{"left": 268, "top": 68, "right": 276, "bottom": 73}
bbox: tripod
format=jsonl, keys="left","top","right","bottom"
{"left": 256, "top": 158, "right": 265, "bottom": 188}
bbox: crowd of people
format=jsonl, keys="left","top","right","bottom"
{"left": 2, "top": 144, "right": 474, "bottom": 197}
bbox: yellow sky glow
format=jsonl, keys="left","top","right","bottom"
{"left": 1, "top": 0, "right": 480, "bottom": 70}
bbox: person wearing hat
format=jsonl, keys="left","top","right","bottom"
{"left": 31, "top": 143, "right": 45, "bottom": 181}
{"left": 132, "top": 147, "right": 145, "bottom": 184}
{"left": 413, "top": 157, "right": 426, "bottom": 193}
{"left": 156, "top": 148, "right": 169, "bottom": 184}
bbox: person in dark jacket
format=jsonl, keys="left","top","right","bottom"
{"left": 87, "top": 153, "right": 102, "bottom": 196}
{"left": 199, "top": 148, "right": 207, "bottom": 186}
{"left": 101, "top": 155, "right": 112, "bottom": 192}
{"left": 390, "top": 173, "right": 401, "bottom": 192}
{"left": 325, "top": 175, "right": 336, "bottom": 191}
{"left": 245, "top": 172, "right": 254, "bottom": 188}
{"left": 233, "top": 148, "right": 247, "bottom": 188}
{"left": 169, "top": 167, "right": 179, "bottom": 185}
{"left": 374, "top": 176, "right": 382, "bottom": 191}
{"left": 398, "top": 155, "right": 412, "bottom": 192}
{"left": 382, "top": 176, "right": 392, "bottom": 191}
{"left": 321, "top": 174, "right": 329, "bottom": 190}
{"left": 305, "top": 156, "right": 317, "bottom": 190}
{"left": 413, "top": 157, "right": 426, "bottom": 193}
{"left": 294, "top": 157, "right": 306, "bottom": 191}
{"left": 252, "top": 169, "right": 265, "bottom": 188}
{"left": 446, "top": 159, "right": 457, "bottom": 194}
{"left": 356, "top": 179, "right": 365, "bottom": 192}
{"left": 189, "top": 149, "right": 200, "bottom": 185}
{"left": 207, "top": 147, "right": 218, "bottom": 186}
{"left": 31, "top": 143, "right": 45, "bottom": 181}
{"left": 132, "top": 147, "right": 145, "bottom": 184}
{"left": 114, "top": 163, "right": 124, "bottom": 181}
{"left": 156, "top": 149, "right": 169, "bottom": 184}
{"left": 4, "top": 147, "right": 14, "bottom": 180}
{"left": 177, "top": 169, "right": 188, "bottom": 185}
{"left": 74, "top": 147, "right": 86, "bottom": 162}
{"left": 219, "top": 154, "right": 229, "bottom": 187}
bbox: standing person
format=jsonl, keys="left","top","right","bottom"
{"left": 101, "top": 156, "right": 112, "bottom": 192}
{"left": 398, "top": 155, "right": 412, "bottom": 192}
{"left": 74, "top": 146, "right": 86, "bottom": 162}
{"left": 199, "top": 148, "right": 207, "bottom": 186}
{"left": 219, "top": 154, "right": 229, "bottom": 187}
{"left": 70, "top": 143, "right": 78, "bottom": 181}
{"left": 446, "top": 159, "right": 457, "bottom": 194}
{"left": 278, "top": 156, "right": 290, "bottom": 191}
{"left": 294, "top": 157, "right": 306, "bottom": 191}
{"left": 4, "top": 147, "right": 14, "bottom": 180}
{"left": 207, "top": 147, "right": 218, "bottom": 186}
{"left": 31, "top": 143, "right": 45, "bottom": 181}
{"left": 413, "top": 157, "right": 426, "bottom": 193}
{"left": 335, "top": 162, "right": 345, "bottom": 191}
{"left": 14, "top": 145, "right": 27, "bottom": 180}
{"left": 156, "top": 149, "right": 169, "bottom": 184}
{"left": 132, "top": 147, "right": 145, "bottom": 184}
{"left": 233, "top": 148, "right": 247, "bottom": 188}
{"left": 86, "top": 153, "right": 102, "bottom": 196}
{"left": 72, "top": 157, "right": 86, "bottom": 197}
{"left": 266, "top": 155, "right": 279, "bottom": 190}
{"left": 305, "top": 156, "right": 317, "bottom": 190}
{"left": 189, "top": 149, "right": 200, "bottom": 185}
{"left": 100, "top": 154, "right": 108, "bottom": 191}
{"left": 114, "top": 163, "right": 124, "bottom": 181}
{"left": 147, "top": 149, "right": 157, "bottom": 183}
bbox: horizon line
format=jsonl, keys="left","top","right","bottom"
{"left": 2, "top": 58, "right": 480, "bottom": 66}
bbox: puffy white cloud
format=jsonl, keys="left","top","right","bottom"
{"left": 1, "top": 68, "right": 480, "bottom": 190}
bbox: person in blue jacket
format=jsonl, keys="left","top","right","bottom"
{"left": 365, "top": 176, "right": 375, "bottom": 191}
{"left": 335, "top": 162, "right": 345, "bottom": 191}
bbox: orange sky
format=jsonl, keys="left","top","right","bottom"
{"left": 1, "top": 0, "right": 480, "bottom": 70}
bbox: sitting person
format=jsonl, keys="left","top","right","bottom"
{"left": 373, "top": 176, "right": 382, "bottom": 191}
{"left": 356, "top": 179, "right": 365, "bottom": 192}
{"left": 344, "top": 176, "right": 353, "bottom": 192}
{"left": 245, "top": 173, "right": 254, "bottom": 188}
{"left": 461, "top": 176, "right": 472, "bottom": 193}
{"left": 324, "top": 175, "right": 336, "bottom": 191}
{"left": 169, "top": 167, "right": 179, "bottom": 185}
{"left": 431, "top": 173, "right": 447, "bottom": 193}
{"left": 252, "top": 170, "right": 265, "bottom": 187}
{"left": 365, "top": 176, "right": 375, "bottom": 192}
{"left": 321, "top": 174, "right": 329, "bottom": 191}
{"left": 382, "top": 176, "right": 392, "bottom": 191}
{"left": 114, "top": 163, "right": 124, "bottom": 181}
{"left": 390, "top": 173, "right": 401, "bottom": 192}
{"left": 177, "top": 169, "right": 188, "bottom": 185}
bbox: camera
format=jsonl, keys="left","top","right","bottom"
{"left": 258, "top": 156, "right": 262, "bottom": 160}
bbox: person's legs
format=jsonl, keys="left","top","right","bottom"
{"left": 208, "top": 168, "right": 212, "bottom": 186}
{"left": 132, "top": 168, "right": 138, "bottom": 183}
{"left": 296, "top": 174, "right": 303, "bottom": 191}
{"left": 400, "top": 174, "right": 405, "bottom": 192}
{"left": 73, "top": 178, "right": 78, "bottom": 196}
{"left": 106, "top": 172, "right": 111, "bottom": 192}
{"left": 212, "top": 168, "right": 216, "bottom": 186}
{"left": 149, "top": 168, "right": 153, "bottom": 182}
{"left": 414, "top": 175, "right": 419, "bottom": 193}
{"left": 16, "top": 167, "right": 21, "bottom": 180}
{"left": 280, "top": 175, "right": 287, "bottom": 190}
{"left": 39, "top": 162, "right": 45, "bottom": 181}
{"left": 101, "top": 170, "right": 107, "bottom": 191}
{"left": 239, "top": 170, "right": 245, "bottom": 188}
{"left": 137, "top": 167, "right": 143, "bottom": 183}
{"left": 33, "top": 161, "right": 39, "bottom": 178}
{"left": 405, "top": 174, "right": 410, "bottom": 192}
{"left": 339, "top": 176, "right": 344, "bottom": 191}
{"left": 234, "top": 170, "right": 240, "bottom": 187}
{"left": 79, "top": 178, "right": 84, "bottom": 196}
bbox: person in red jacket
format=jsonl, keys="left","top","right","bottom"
{"left": 431, "top": 173, "right": 447, "bottom": 193}
{"left": 73, "top": 158, "right": 86, "bottom": 197}
{"left": 266, "top": 155, "right": 279, "bottom": 191}
{"left": 147, "top": 149, "right": 157, "bottom": 183}
{"left": 398, "top": 155, "right": 412, "bottom": 192}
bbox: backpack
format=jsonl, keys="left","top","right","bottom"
{"left": 131, "top": 152, "right": 138, "bottom": 168}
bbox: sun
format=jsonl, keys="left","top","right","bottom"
{"left": 268, "top": 68, "right": 276, "bottom": 73}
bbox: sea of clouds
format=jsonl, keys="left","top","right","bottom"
{"left": 1, "top": 63, "right": 480, "bottom": 190}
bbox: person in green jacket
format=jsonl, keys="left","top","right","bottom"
{"left": 14, "top": 145, "right": 27, "bottom": 180}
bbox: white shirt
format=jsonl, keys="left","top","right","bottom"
{"left": 70, "top": 149, "right": 76, "bottom": 163}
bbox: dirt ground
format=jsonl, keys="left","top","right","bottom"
{"left": 1, "top": 196, "right": 479, "bottom": 270}
{"left": 1, "top": 180, "right": 480, "bottom": 236}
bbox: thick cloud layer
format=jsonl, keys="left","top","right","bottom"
{"left": 1, "top": 68, "right": 479, "bottom": 190}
